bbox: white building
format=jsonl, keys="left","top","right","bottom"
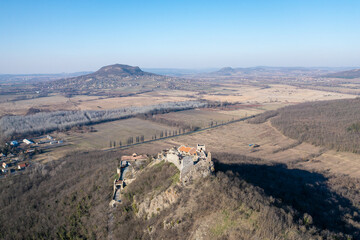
{"left": 23, "top": 139, "right": 34, "bottom": 145}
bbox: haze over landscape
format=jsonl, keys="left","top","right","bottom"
{"left": 1, "top": 1, "right": 360, "bottom": 240}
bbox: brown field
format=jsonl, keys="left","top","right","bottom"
{"left": 1, "top": 84, "right": 356, "bottom": 118}
{"left": 152, "top": 109, "right": 239, "bottom": 128}
{"left": 0, "top": 91, "right": 195, "bottom": 117}
{"left": 4, "top": 83, "right": 360, "bottom": 178}
{"left": 33, "top": 118, "right": 179, "bottom": 163}
{"left": 153, "top": 120, "right": 360, "bottom": 178}
{"left": 0, "top": 94, "right": 96, "bottom": 116}
{"left": 200, "top": 84, "right": 357, "bottom": 104}
{"left": 34, "top": 111, "right": 360, "bottom": 178}
{"left": 76, "top": 92, "right": 193, "bottom": 110}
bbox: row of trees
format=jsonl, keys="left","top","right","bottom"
{"left": 108, "top": 128, "right": 188, "bottom": 148}
{"left": 0, "top": 100, "right": 208, "bottom": 139}
{"left": 107, "top": 118, "right": 241, "bottom": 149}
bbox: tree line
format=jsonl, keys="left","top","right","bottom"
{"left": 0, "top": 100, "right": 208, "bottom": 140}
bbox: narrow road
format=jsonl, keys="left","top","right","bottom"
{"left": 104, "top": 115, "right": 255, "bottom": 152}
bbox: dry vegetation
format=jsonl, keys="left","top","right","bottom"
{"left": 105, "top": 152, "right": 360, "bottom": 239}
{"left": 250, "top": 98, "right": 360, "bottom": 153}
{"left": 0, "top": 100, "right": 206, "bottom": 140}
{"left": 2, "top": 71, "right": 360, "bottom": 239}
{"left": 200, "top": 84, "right": 356, "bottom": 105}
{"left": 1, "top": 127, "right": 360, "bottom": 239}
{"left": 0, "top": 92, "right": 196, "bottom": 117}
{"left": 0, "top": 150, "right": 118, "bottom": 239}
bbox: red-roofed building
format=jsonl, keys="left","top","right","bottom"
{"left": 178, "top": 146, "right": 197, "bottom": 156}
{"left": 18, "top": 163, "right": 27, "bottom": 170}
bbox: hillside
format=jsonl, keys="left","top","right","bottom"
{"left": 0, "top": 149, "right": 359, "bottom": 239}
{"left": 249, "top": 98, "right": 360, "bottom": 153}
{"left": 202, "top": 67, "right": 332, "bottom": 81}
{"left": 92, "top": 64, "right": 153, "bottom": 77}
{"left": 36, "top": 64, "right": 188, "bottom": 95}
{"left": 325, "top": 69, "right": 360, "bottom": 79}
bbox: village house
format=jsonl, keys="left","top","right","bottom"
{"left": 23, "top": 139, "right": 34, "bottom": 145}
{"left": 18, "top": 163, "right": 27, "bottom": 170}
{"left": 2, "top": 162, "right": 8, "bottom": 168}
{"left": 10, "top": 140, "right": 19, "bottom": 146}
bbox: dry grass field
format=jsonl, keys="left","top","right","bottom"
{"left": 76, "top": 92, "right": 193, "bottom": 110}
{"left": 7, "top": 83, "right": 358, "bottom": 177}
{"left": 33, "top": 118, "right": 179, "bottom": 163}
{"left": 0, "top": 92, "right": 195, "bottom": 117}
{"left": 155, "top": 120, "right": 360, "bottom": 178}
{"left": 152, "top": 109, "right": 239, "bottom": 128}
{"left": 1, "top": 84, "right": 356, "bottom": 117}
{"left": 200, "top": 84, "right": 356, "bottom": 104}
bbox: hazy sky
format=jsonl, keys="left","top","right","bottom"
{"left": 1, "top": 0, "right": 360, "bottom": 73}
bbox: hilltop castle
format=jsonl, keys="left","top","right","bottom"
{"left": 157, "top": 144, "right": 214, "bottom": 183}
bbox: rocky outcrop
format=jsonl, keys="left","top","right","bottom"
{"left": 136, "top": 186, "right": 180, "bottom": 219}
{"left": 181, "top": 159, "right": 214, "bottom": 185}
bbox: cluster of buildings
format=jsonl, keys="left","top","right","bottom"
{"left": 110, "top": 144, "right": 214, "bottom": 206}
{"left": 1, "top": 157, "right": 28, "bottom": 174}
{"left": 110, "top": 153, "right": 149, "bottom": 206}
{"left": 157, "top": 144, "right": 214, "bottom": 183}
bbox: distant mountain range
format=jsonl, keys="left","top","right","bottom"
{"left": 143, "top": 68, "right": 219, "bottom": 77}
{"left": 324, "top": 69, "right": 360, "bottom": 79}
{"left": 212, "top": 66, "right": 327, "bottom": 75}
{"left": 196, "top": 66, "right": 359, "bottom": 80}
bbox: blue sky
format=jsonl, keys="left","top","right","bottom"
{"left": 1, "top": 0, "right": 360, "bottom": 73}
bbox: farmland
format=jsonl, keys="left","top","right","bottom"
{"left": 4, "top": 82, "right": 356, "bottom": 167}
{"left": 32, "top": 118, "right": 180, "bottom": 162}
{"left": 0, "top": 91, "right": 196, "bottom": 117}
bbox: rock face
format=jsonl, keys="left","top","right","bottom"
{"left": 181, "top": 160, "right": 213, "bottom": 185}
{"left": 137, "top": 186, "right": 180, "bottom": 219}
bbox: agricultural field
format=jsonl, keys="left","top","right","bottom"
{"left": 0, "top": 91, "right": 196, "bottom": 117}
{"left": 151, "top": 109, "right": 239, "bottom": 129}
{"left": 200, "top": 84, "right": 357, "bottom": 104}
{"left": 160, "top": 120, "right": 360, "bottom": 178}
{"left": 33, "top": 118, "right": 179, "bottom": 163}
{"left": 2, "top": 83, "right": 358, "bottom": 170}
{"left": 1, "top": 84, "right": 356, "bottom": 118}
{"left": 75, "top": 91, "right": 194, "bottom": 110}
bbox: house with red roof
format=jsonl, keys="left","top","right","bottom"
{"left": 18, "top": 163, "right": 27, "bottom": 170}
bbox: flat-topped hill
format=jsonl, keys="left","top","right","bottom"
{"left": 88, "top": 64, "right": 155, "bottom": 78}
{"left": 36, "top": 64, "right": 187, "bottom": 95}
